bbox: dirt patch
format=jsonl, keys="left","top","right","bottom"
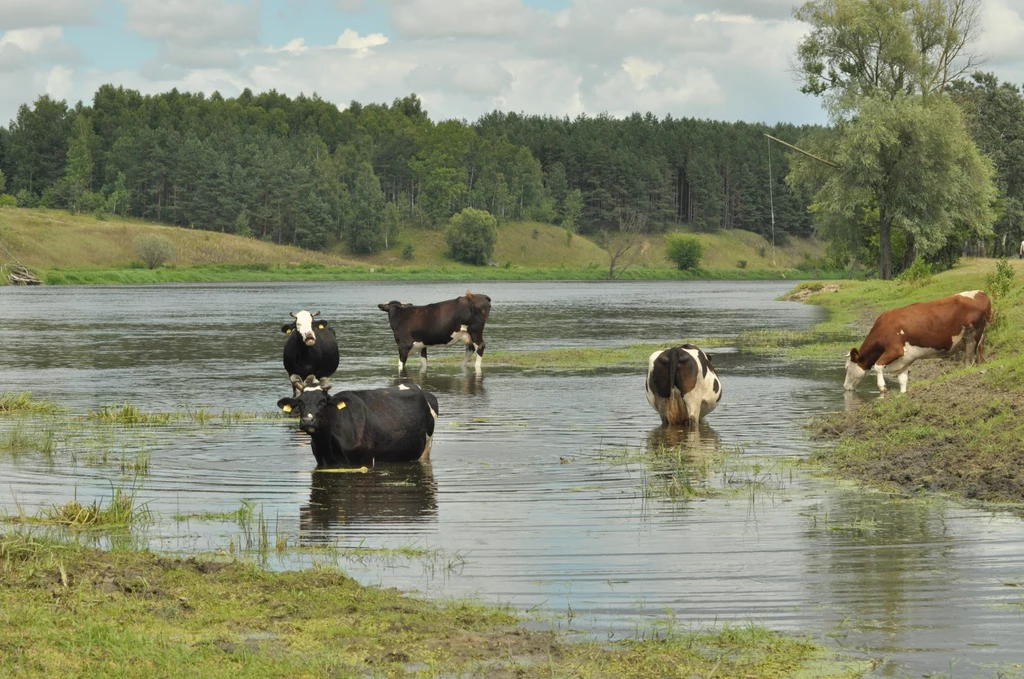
{"left": 785, "top": 283, "right": 841, "bottom": 302}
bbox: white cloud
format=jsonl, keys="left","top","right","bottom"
{"left": 406, "top": 61, "right": 514, "bottom": 97}
{"left": 0, "top": 0, "right": 104, "bottom": 30}
{"left": 334, "top": 29, "right": 388, "bottom": 57}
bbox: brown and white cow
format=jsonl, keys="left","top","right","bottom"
{"left": 844, "top": 290, "right": 991, "bottom": 394}
{"left": 646, "top": 344, "right": 722, "bottom": 425}
{"left": 378, "top": 291, "right": 491, "bottom": 371}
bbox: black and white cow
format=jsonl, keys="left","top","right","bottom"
{"left": 282, "top": 310, "right": 339, "bottom": 391}
{"left": 377, "top": 291, "right": 491, "bottom": 371}
{"left": 277, "top": 375, "right": 439, "bottom": 468}
{"left": 645, "top": 344, "right": 722, "bottom": 425}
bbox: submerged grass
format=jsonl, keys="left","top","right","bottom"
{"left": 0, "top": 530, "right": 866, "bottom": 678}
{"left": 88, "top": 403, "right": 273, "bottom": 426}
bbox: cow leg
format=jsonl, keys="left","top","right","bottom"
{"left": 975, "top": 326, "right": 987, "bottom": 364}
{"left": 398, "top": 344, "right": 412, "bottom": 372}
{"left": 462, "top": 345, "right": 474, "bottom": 367}
{"left": 898, "top": 371, "right": 909, "bottom": 393}
{"left": 471, "top": 331, "right": 486, "bottom": 369}
{"left": 874, "top": 364, "right": 887, "bottom": 393}
{"left": 420, "top": 345, "right": 428, "bottom": 372}
{"left": 962, "top": 326, "right": 977, "bottom": 367}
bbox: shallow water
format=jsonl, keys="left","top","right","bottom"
{"left": 1, "top": 280, "right": 1023, "bottom": 677}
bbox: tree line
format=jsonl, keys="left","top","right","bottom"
{"left": 0, "top": 85, "right": 816, "bottom": 254}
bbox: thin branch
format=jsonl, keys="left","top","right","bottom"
{"left": 763, "top": 134, "right": 839, "bottom": 168}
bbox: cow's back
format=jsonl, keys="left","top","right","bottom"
{"left": 329, "top": 387, "right": 436, "bottom": 463}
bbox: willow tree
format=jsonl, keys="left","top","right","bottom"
{"left": 791, "top": 0, "right": 995, "bottom": 278}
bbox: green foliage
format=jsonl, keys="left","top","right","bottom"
{"left": 381, "top": 201, "right": 401, "bottom": 250}
{"left": 401, "top": 243, "right": 415, "bottom": 260}
{"left": 233, "top": 209, "right": 252, "bottom": 238}
{"left": 665, "top": 234, "right": 704, "bottom": 270}
{"left": 14, "top": 189, "right": 36, "bottom": 208}
{"left": 561, "top": 188, "right": 584, "bottom": 234}
{"left": 105, "top": 172, "right": 130, "bottom": 217}
{"left": 792, "top": 0, "right": 993, "bottom": 279}
{"left": 0, "top": 169, "right": 5, "bottom": 194}
{"left": 64, "top": 115, "right": 95, "bottom": 213}
{"left": 445, "top": 208, "right": 498, "bottom": 265}
{"left": 737, "top": 259, "right": 747, "bottom": 269}
{"left": 0, "top": 195, "right": 16, "bottom": 209}
{"left": 133, "top": 234, "right": 176, "bottom": 269}
{"left": 348, "top": 162, "right": 385, "bottom": 253}
{"left": 790, "top": 95, "right": 996, "bottom": 279}
{"left": 986, "top": 258, "right": 1016, "bottom": 300}
{"left": 895, "top": 257, "right": 932, "bottom": 285}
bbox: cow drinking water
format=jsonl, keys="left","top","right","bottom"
{"left": 378, "top": 291, "right": 491, "bottom": 371}
{"left": 277, "top": 375, "right": 439, "bottom": 468}
{"left": 844, "top": 290, "right": 992, "bottom": 394}
{"left": 282, "top": 310, "right": 339, "bottom": 390}
{"left": 646, "top": 344, "right": 722, "bottom": 425}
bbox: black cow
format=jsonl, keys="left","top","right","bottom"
{"left": 377, "top": 291, "right": 491, "bottom": 371}
{"left": 282, "top": 309, "right": 339, "bottom": 391}
{"left": 277, "top": 375, "right": 439, "bottom": 468}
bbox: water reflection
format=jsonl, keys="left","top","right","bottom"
{"left": 843, "top": 390, "right": 866, "bottom": 412}
{"left": 646, "top": 422, "right": 721, "bottom": 454}
{"left": 395, "top": 368, "right": 485, "bottom": 396}
{"left": 299, "top": 462, "right": 438, "bottom": 539}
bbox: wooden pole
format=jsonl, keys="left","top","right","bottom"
{"left": 763, "top": 133, "right": 839, "bottom": 168}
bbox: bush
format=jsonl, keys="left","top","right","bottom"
{"left": 0, "top": 194, "right": 16, "bottom": 209}
{"left": 402, "top": 243, "right": 415, "bottom": 260}
{"left": 759, "top": 247, "right": 766, "bottom": 258}
{"left": 531, "top": 228, "right": 540, "bottom": 239}
{"left": 445, "top": 208, "right": 498, "bottom": 266}
{"left": 134, "top": 234, "right": 176, "bottom": 269}
{"left": 737, "top": 259, "right": 747, "bottom": 269}
{"left": 15, "top": 189, "right": 37, "bottom": 208}
{"left": 664, "top": 234, "right": 703, "bottom": 270}
{"left": 986, "top": 258, "right": 1016, "bottom": 301}
{"left": 895, "top": 257, "right": 933, "bottom": 286}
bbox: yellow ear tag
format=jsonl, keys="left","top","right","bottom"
{"left": 285, "top": 328, "right": 292, "bottom": 334}
{"left": 336, "top": 402, "right": 346, "bottom": 410}
{"left": 282, "top": 405, "right": 292, "bottom": 413}
{"left": 318, "top": 324, "right": 325, "bottom": 329}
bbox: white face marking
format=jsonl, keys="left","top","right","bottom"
{"left": 398, "top": 384, "right": 410, "bottom": 390}
{"left": 293, "top": 310, "right": 315, "bottom": 345}
{"left": 844, "top": 356, "right": 867, "bottom": 391}
{"left": 958, "top": 290, "right": 982, "bottom": 299}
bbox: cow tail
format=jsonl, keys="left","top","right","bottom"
{"left": 668, "top": 347, "right": 681, "bottom": 395}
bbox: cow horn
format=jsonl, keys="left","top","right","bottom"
{"left": 289, "top": 311, "right": 299, "bottom": 318}
{"left": 311, "top": 311, "right": 320, "bottom": 318}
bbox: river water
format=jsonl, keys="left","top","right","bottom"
{"left": 1, "top": 281, "right": 1022, "bottom": 677}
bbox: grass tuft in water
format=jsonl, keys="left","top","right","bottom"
{"left": 0, "top": 392, "right": 64, "bottom": 415}
{"left": 174, "top": 500, "right": 257, "bottom": 527}
{"left": 5, "top": 486, "right": 154, "bottom": 530}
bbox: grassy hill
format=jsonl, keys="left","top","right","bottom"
{"left": 333, "top": 219, "right": 827, "bottom": 271}
{"left": 0, "top": 208, "right": 830, "bottom": 284}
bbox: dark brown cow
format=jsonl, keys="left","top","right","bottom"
{"left": 844, "top": 290, "right": 991, "bottom": 394}
{"left": 378, "top": 291, "right": 491, "bottom": 371}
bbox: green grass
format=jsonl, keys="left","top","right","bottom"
{"left": 0, "top": 392, "right": 64, "bottom": 415}
{"left": 88, "top": 403, "right": 272, "bottom": 426}
{"left": 0, "top": 530, "right": 866, "bottom": 678}
{"left": 4, "top": 486, "right": 152, "bottom": 530}
{"left": 793, "top": 258, "right": 1024, "bottom": 504}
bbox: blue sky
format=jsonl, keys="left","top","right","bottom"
{"left": 3, "top": 0, "right": 1024, "bottom": 128}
